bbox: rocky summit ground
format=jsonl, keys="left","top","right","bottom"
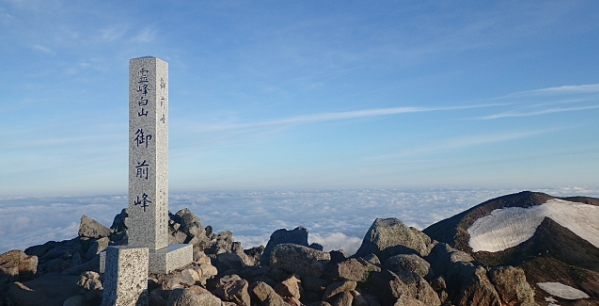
{"left": 0, "top": 191, "right": 598, "bottom": 306}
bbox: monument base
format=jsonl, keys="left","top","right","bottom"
{"left": 101, "top": 246, "right": 149, "bottom": 306}
{"left": 100, "top": 244, "right": 193, "bottom": 274}
{"left": 149, "top": 244, "right": 193, "bottom": 274}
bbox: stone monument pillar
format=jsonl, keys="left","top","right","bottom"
{"left": 127, "top": 56, "right": 192, "bottom": 273}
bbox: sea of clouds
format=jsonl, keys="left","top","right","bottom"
{"left": 1, "top": 187, "right": 598, "bottom": 255}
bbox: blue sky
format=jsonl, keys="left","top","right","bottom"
{"left": 1, "top": 1, "right": 599, "bottom": 196}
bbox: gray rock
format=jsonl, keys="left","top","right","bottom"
{"left": 213, "top": 274, "right": 251, "bottom": 306}
{"left": 309, "top": 243, "right": 324, "bottom": 251}
{"left": 354, "top": 218, "right": 430, "bottom": 261}
{"left": 167, "top": 288, "right": 221, "bottom": 306}
{"left": 367, "top": 270, "right": 440, "bottom": 306}
{"left": 384, "top": 254, "right": 434, "bottom": 280}
{"left": 217, "top": 252, "right": 254, "bottom": 272}
{"left": 173, "top": 208, "right": 206, "bottom": 239}
{"left": 323, "top": 281, "right": 357, "bottom": 301}
{"left": 425, "top": 243, "right": 473, "bottom": 283}
{"left": 275, "top": 274, "right": 303, "bottom": 299}
{"left": 78, "top": 215, "right": 110, "bottom": 239}
{"left": 270, "top": 243, "right": 331, "bottom": 278}
{"left": 85, "top": 237, "right": 109, "bottom": 260}
{"left": 250, "top": 281, "right": 288, "bottom": 306}
{"left": 332, "top": 291, "right": 353, "bottom": 306}
{"left": 306, "top": 302, "right": 332, "bottom": 306}
{"left": 261, "top": 227, "right": 309, "bottom": 266}
{"left": 332, "top": 258, "right": 381, "bottom": 282}
{"left": 361, "top": 254, "right": 381, "bottom": 266}
{"left": 488, "top": 266, "right": 536, "bottom": 306}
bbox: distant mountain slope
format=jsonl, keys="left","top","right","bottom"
{"left": 423, "top": 191, "right": 599, "bottom": 253}
{"left": 424, "top": 191, "right": 599, "bottom": 305}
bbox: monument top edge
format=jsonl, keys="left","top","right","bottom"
{"left": 132, "top": 56, "right": 157, "bottom": 59}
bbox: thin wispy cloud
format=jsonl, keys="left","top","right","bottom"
{"left": 480, "top": 105, "right": 599, "bottom": 120}
{"left": 191, "top": 104, "right": 503, "bottom": 132}
{"left": 365, "top": 129, "right": 552, "bottom": 160}
{"left": 507, "top": 83, "right": 599, "bottom": 97}
{"left": 32, "top": 44, "right": 54, "bottom": 54}
{"left": 131, "top": 27, "right": 155, "bottom": 43}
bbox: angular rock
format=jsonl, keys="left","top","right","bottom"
{"left": 361, "top": 253, "right": 381, "bottom": 266}
{"left": 488, "top": 266, "right": 536, "bottom": 306}
{"left": 333, "top": 258, "right": 381, "bottom": 282}
{"left": 270, "top": 243, "right": 330, "bottom": 278}
{"left": 323, "top": 280, "right": 357, "bottom": 301}
{"left": 349, "top": 290, "right": 369, "bottom": 306}
{"left": 275, "top": 274, "right": 303, "bottom": 299}
{"left": 85, "top": 237, "right": 109, "bottom": 260}
{"left": 261, "top": 227, "right": 309, "bottom": 266}
{"left": 384, "top": 254, "right": 434, "bottom": 280}
{"left": 167, "top": 288, "right": 221, "bottom": 306}
{"left": 213, "top": 274, "right": 251, "bottom": 306}
{"left": 76, "top": 271, "right": 103, "bottom": 290}
{"left": 430, "top": 276, "right": 446, "bottom": 291}
{"left": 173, "top": 208, "right": 206, "bottom": 239}
{"left": 250, "top": 281, "right": 288, "bottom": 306}
{"left": 332, "top": 291, "right": 353, "bottom": 306}
{"left": 0, "top": 249, "right": 38, "bottom": 285}
{"left": 367, "top": 270, "right": 440, "bottom": 306}
{"left": 425, "top": 243, "right": 473, "bottom": 282}
{"left": 456, "top": 265, "right": 502, "bottom": 306}
{"left": 78, "top": 215, "right": 110, "bottom": 239}
{"left": 354, "top": 218, "right": 430, "bottom": 262}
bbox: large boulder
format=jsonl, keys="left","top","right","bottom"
{"left": 78, "top": 215, "right": 110, "bottom": 239}
{"left": 213, "top": 274, "right": 251, "bottom": 306}
{"left": 261, "top": 227, "right": 309, "bottom": 266}
{"left": 367, "top": 270, "right": 440, "bottom": 306}
{"left": 0, "top": 250, "right": 38, "bottom": 285}
{"left": 332, "top": 258, "right": 381, "bottom": 282}
{"left": 384, "top": 254, "right": 434, "bottom": 280}
{"left": 354, "top": 218, "right": 430, "bottom": 261}
{"left": 425, "top": 242, "right": 473, "bottom": 283}
{"left": 250, "top": 281, "right": 288, "bottom": 306}
{"left": 173, "top": 208, "right": 206, "bottom": 240}
{"left": 270, "top": 244, "right": 330, "bottom": 278}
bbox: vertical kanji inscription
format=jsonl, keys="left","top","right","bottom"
{"left": 128, "top": 57, "right": 169, "bottom": 251}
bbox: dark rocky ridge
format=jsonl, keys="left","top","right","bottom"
{"left": 0, "top": 191, "right": 596, "bottom": 306}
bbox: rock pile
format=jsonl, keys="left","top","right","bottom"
{"left": 0, "top": 207, "right": 543, "bottom": 306}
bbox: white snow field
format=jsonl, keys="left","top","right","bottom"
{"left": 537, "top": 282, "right": 590, "bottom": 300}
{"left": 468, "top": 199, "right": 599, "bottom": 252}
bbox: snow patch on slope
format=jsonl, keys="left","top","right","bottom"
{"left": 538, "top": 282, "right": 590, "bottom": 300}
{"left": 468, "top": 199, "right": 599, "bottom": 252}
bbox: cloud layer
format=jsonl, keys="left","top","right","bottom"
{"left": 2, "top": 187, "right": 598, "bottom": 255}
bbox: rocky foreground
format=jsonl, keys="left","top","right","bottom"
{"left": 0, "top": 191, "right": 597, "bottom": 306}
